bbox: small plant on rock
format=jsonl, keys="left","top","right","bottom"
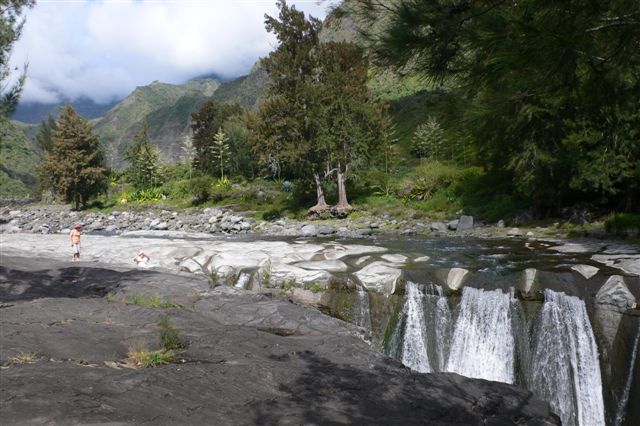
{"left": 159, "top": 315, "right": 186, "bottom": 350}
{"left": 308, "top": 282, "right": 323, "bottom": 293}
{"left": 9, "top": 351, "right": 39, "bottom": 364}
{"left": 127, "top": 346, "right": 173, "bottom": 368}
{"left": 208, "top": 268, "right": 220, "bottom": 288}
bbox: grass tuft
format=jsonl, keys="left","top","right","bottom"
{"left": 9, "top": 351, "right": 39, "bottom": 364}
{"left": 158, "top": 315, "right": 186, "bottom": 350}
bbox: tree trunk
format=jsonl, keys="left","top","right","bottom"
{"left": 335, "top": 165, "right": 351, "bottom": 210}
{"left": 308, "top": 172, "right": 329, "bottom": 216}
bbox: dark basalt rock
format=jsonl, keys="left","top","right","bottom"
{"left": 0, "top": 256, "right": 559, "bottom": 426}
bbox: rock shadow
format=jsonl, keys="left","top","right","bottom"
{"left": 0, "top": 256, "right": 157, "bottom": 302}
{"left": 251, "top": 351, "right": 557, "bottom": 425}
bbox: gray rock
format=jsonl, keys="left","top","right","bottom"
{"left": 447, "top": 220, "right": 459, "bottom": 231}
{"left": 595, "top": 275, "right": 637, "bottom": 312}
{"left": 447, "top": 268, "right": 469, "bottom": 290}
{"left": 457, "top": 215, "right": 474, "bottom": 231}
{"left": 571, "top": 264, "right": 599, "bottom": 279}
{"left": 240, "top": 221, "right": 252, "bottom": 231}
{"left": 369, "top": 222, "right": 379, "bottom": 229}
{"left": 431, "top": 222, "right": 447, "bottom": 232}
{"left": 153, "top": 221, "right": 170, "bottom": 231}
{"left": 507, "top": 228, "right": 522, "bottom": 237}
{"left": 526, "top": 231, "right": 535, "bottom": 238}
{"left": 356, "top": 228, "right": 374, "bottom": 236}
{"left": 318, "top": 226, "right": 336, "bottom": 235}
{"left": 497, "top": 219, "right": 505, "bottom": 228}
{"left": 300, "top": 224, "right": 317, "bottom": 237}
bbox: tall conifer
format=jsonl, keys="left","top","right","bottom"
{"left": 42, "top": 106, "right": 108, "bottom": 210}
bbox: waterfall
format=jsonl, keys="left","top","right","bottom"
{"left": 355, "top": 286, "right": 372, "bottom": 332}
{"left": 424, "top": 284, "right": 452, "bottom": 371}
{"left": 529, "top": 289, "right": 605, "bottom": 426}
{"left": 401, "top": 282, "right": 432, "bottom": 373}
{"left": 234, "top": 272, "right": 252, "bottom": 289}
{"left": 445, "top": 287, "right": 516, "bottom": 383}
{"left": 614, "top": 326, "right": 640, "bottom": 426}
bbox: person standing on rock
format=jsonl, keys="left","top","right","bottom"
{"left": 70, "top": 224, "right": 82, "bottom": 261}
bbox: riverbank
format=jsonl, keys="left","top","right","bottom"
{"left": 0, "top": 202, "right": 626, "bottom": 241}
{"left": 0, "top": 255, "right": 560, "bottom": 425}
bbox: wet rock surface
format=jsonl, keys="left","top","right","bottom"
{"left": 0, "top": 255, "right": 559, "bottom": 425}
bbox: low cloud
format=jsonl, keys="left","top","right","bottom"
{"left": 11, "top": 0, "right": 332, "bottom": 104}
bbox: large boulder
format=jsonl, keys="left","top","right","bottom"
{"left": 447, "top": 220, "right": 459, "bottom": 231}
{"left": 595, "top": 275, "right": 637, "bottom": 351}
{"left": 355, "top": 262, "right": 404, "bottom": 295}
{"left": 300, "top": 224, "right": 317, "bottom": 237}
{"left": 595, "top": 275, "right": 637, "bottom": 313}
{"left": 430, "top": 222, "right": 447, "bottom": 233}
{"left": 456, "top": 215, "right": 474, "bottom": 231}
{"left": 447, "top": 268, "right": 469, "bottom": 291}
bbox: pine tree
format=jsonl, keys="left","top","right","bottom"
{"left": 35, "top": 114, "right": 56, "bottom": 154}
{"left": 210, "top": 128, "right": 229, "bottom": 180}
{"left": 190, "top": 100, "right": 242, "bottom": 176}
{"left": 124, "top": 120, "right": 161, "bottom": 190}
{"left": 0, "top": 0, "right": 34, "bottom": 119}
{"left": 411, "top": 117, "right": 446, "bottom": 160}
{"left": 42, "top": 106, "right": 108, "bottom": 210}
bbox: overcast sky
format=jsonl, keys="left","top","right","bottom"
{"left": 10, "top": 0, "right": 333, "bottom": 105}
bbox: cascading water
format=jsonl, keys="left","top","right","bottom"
{"left": 445, "top": 287, "right": 516, "bottom": 383}
{"left": 615, "top": 326, "right": 640, "bottom": 426}
{"left": 424, "top": 284, "right": 451, "bottom": 371}
{"left": 529, "top": 289, "right": 605, "bottom": 426}
{"left": 234, "top": 272, "right": 252, "bottom": 289}
{"left": 401, "top": 282, "right": 432, "bottom": 373}
{"left": 395, "top": 281, "right": 608, "bottom": 425}
{"left": 355, "top": 286, "right": 372, "bottom": 332}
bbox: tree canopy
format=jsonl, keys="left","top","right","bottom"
{"left": 42, "top": 106, "right": 108, "bottom": 210}
{"left": 124, "top": 119, "right": 162, "bottom": 190}
{"left": 0, "top": 0, "right": 34, "bottom": 119}
{"left": 352, "top": 0, "right": 640, "bottom": 213}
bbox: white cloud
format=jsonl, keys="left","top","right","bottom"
{"left": 11, "top": 0, "right": 333, "bottom": 104}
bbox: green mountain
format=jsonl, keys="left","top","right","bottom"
{"left": 94, "top": 80, "right": 219, "bottom": 166}
{"left": 0, "top": 120, "right": 40, "bottom": 197}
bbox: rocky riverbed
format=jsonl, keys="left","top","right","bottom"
{"left": 0, "top": 203, "right": 595, "bottom": 240}
{"left": 0, "top": 255, "right": 560, "bottom": 425}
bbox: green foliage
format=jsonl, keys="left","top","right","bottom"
{"left": 281, "top": 278, "right": 296, "bottom": 291}
{"left": 262, "top": 208, "right": 282, "bottom": 221}
{"left": 127, "top": 348, "right": 173, "bottom": 368}
{"left": 605, "top": 213, "right": 640, "bottom": 236}
{"left": 354, "top": 0, "right": 640, "bottom": 213}
{"left": 158, "top": 315, "right": 186, "bottom": 350}
{"left": 41, "top": 106, "right": 108, "bottom": 210}
{"left": 1, "top": 0, "right": 34, "bottom": 117}
{"left": 308, "top": 282, "right": 323, "bottom": 293}
{"left": 124, "top": 119, "right": 163, "bottom": 190}
{"left": 411, "top": 117, "right": 446, "bottom": 160}
{"left": 0, "top": 119, "right": 39, "bottom": 197}
{"left": 190, "top": 100, "right": 243, "bottom": 176}
{"left": 119, "top": 188, "right": 166, "bottom": 203}
{"left": 189, "top": 176, "right": 215, "bottom": 203}
{"left": 211, "top": 128, "right": 230, "bottom": 180}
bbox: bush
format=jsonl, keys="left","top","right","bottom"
{"left": 189, "top": 176, "right": 214, "bottom": 203}
{"left": 605, "top": 213, "right": 640, "bottom": 237}
{"left": 118, "top": 188, "right": 166, "bottom": 203}
{"left": 262, "top": 208, "right": 281, "bottom": 221}
{"left": 397, "top": 161, "right": 467, "bottom": 200}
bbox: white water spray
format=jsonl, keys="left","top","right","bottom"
{"left": 355, "top": 286, "right": 372, "bottom": 332}
{"left": 529, "top": 289, "right": 605, "bottom": 426}
{"left": 401, "top": 282, "right": 431, "bottom": 373}
{"left": 445, "top": 287, "right": 516, "bottom": 383}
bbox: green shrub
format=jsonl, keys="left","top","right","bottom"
{"left": 605, "top": 213, "right": 640, "bottom": 236}
{"left": 189, "top": 176, "right": 214, "bottom": 203}
{"left": 262, "top": 208, "right": 281, "bottom": 221}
